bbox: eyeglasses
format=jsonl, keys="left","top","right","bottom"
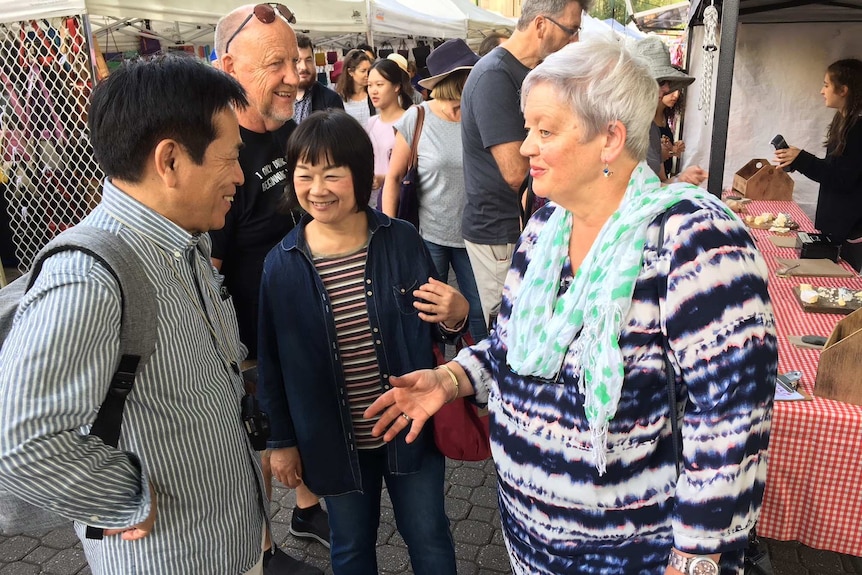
{"left": 224, "top": 3, "right": 296, "bottom": 54}
{"left": 544, "top": 16, "right": 580, "bottom": 38}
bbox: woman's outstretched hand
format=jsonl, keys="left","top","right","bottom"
{"left": 364, "top": 368, "right": 452, "bottom": 443}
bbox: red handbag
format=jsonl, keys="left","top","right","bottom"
{"left": 432, "top": 334, "right": 492, "bottom": 461}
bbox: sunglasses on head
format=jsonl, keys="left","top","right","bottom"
{"left": 224, "top": 3, "right": 296, "bottom": 54}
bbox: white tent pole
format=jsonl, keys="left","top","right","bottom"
{"left": 706, "top": 0, "right": 740, "bottom": 198}
{"left": 366, "top": 0, "right": 374, "bottom": 45}
{"left": 81, "top": 15, "right": 100, "bottom": 85}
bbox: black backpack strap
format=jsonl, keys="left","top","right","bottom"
{"left": 85, "top": 351, "right": 139, "bottom": 540}
{"left": 88, "top": 354, "right": 139, "bottom": 446}
{"left": 29, "top": 226, "right": 157, "bottom": 539}
{"left": 656, "top": 209, "right": 683, "bottom": 476}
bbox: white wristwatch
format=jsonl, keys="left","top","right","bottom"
{"left": 668, "top": 549, "right": 719, "bottom": 575}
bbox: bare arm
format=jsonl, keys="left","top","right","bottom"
{"left": 381, "top": 131, "right": 412, "bottom": 217}
{"left": 365, "top": 360, "right": 476, "bottom": 443}
{"left": 675, "top": 165, "right": 708, "bottom": 186}
{"left": 662, "top": 164, "right": 708, "bottom": 187}
{"left": 211, "top": 258, "right": 222, "bottom": 271}
{"left": 490, "top": 141, "right": 529, "bottom": 193}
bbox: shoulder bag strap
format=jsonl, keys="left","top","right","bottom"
{"left": 518, "top": 174, "right": 535, "bottom": 228}
{"left": 658, "top": 210, "right": 770, "bottom": 569}
{"left": 32, "top": 226, "right": 157, "bottom": 367}
{"left": 407, "top": 106, "right": 425, "bottom": 171}
{"left": 656, "top": 209, "right": 682, "bottom": 476}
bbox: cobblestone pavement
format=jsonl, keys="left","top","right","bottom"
{"left": 2, "top": 456, "right": 862, "bottom": 575}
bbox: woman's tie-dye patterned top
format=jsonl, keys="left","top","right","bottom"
{"left": 454, "top": 198, "right": 778, "bottom": 575}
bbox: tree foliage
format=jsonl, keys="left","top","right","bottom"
{"left": 590, "top": 0, "right": 678, "bottom": 24}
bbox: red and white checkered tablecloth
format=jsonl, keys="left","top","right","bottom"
{"left": 744, "top": 201, "right": 862, "bottom": 557}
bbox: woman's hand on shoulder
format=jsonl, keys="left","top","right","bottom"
{"left": 413, "top": 277, "right": 469, "bottom": 328}
{"left": 364, "top": 368, "right": 451, "bottom": 443}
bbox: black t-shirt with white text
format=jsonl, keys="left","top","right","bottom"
{"left": 210, "top": 122, "right": 298, "bottom": 359}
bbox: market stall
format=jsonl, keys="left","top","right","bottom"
{"left": 742, "top": 200, "right": 862, "bottom": 556}
{"left": 683, "top": 0, "right": 862, "bottom": 215}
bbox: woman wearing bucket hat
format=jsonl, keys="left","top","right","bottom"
{"left": 656, "top": 88, "right": 686, "bottom": 177}
{"left": 382, "top": 39, "right": 488, "bottom": 342}
{"left": 367, "top": 37, "right": 775, "bottom": 575}
{"left": 634, "top": 36, "right": 708, "bottom": 186}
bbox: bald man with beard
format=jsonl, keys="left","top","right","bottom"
{"left": 211, "top": 6, "right": 327, "bottom": 575}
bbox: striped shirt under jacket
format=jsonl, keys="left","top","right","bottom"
{"left": 0, "top": 180, "right": 267, "bottom": 574}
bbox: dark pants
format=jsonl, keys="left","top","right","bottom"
{"left": 324, "top": 446, "right": 456, "bottom": 575}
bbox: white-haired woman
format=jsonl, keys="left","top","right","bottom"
{"left": 366, "top": 38, "right": 777, "bottom": 575}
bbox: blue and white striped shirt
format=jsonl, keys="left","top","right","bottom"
{"left": 0, "top": 180, "right": 266, "bottom": 574}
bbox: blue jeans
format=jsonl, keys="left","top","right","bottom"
{"left": 324, "top": 446, "right": 456, "bottom": 575}
{"left": 424, "top": 240, "right": 488, "bottom": 341}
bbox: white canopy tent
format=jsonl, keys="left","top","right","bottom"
{"left": 84, "top": 0, "right": 467, "bottom": 54}
{"left": 0, "top": 0, "right": 87, "bottom": 23}
{"left": 397, "top": 0, "right": 514, "bottom": 39}
{"left": 0, "top": 0, "right": 510, "bottom": 44}
{"left": 0, "top": 0, "right": 488, "bottom": 274}
{"left": 578, "top": 12, "right": 645, "bottom": 42}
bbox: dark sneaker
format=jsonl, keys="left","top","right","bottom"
{"left": 289, "top": 503, "right": 331, "bottom": 548}
{"left": 263, "top": 546, "right": 323, "bottom": 575}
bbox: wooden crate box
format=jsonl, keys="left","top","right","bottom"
{"left": 732, "top": 158, "right": 794, "bottom": 201}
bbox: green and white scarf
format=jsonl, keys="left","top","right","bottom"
{"left": 506, "top": 162, "right": 729, "bottom": 475}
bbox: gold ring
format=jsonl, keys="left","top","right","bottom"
{"left": 401, "top": 413, "right": 411, "bottom": 422}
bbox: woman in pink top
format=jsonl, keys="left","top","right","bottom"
{"left": 365, "top": 58, "right": 414, "bottom": 209}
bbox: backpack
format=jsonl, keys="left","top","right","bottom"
{"left": 0, "top": 225, "right": 157, "bottom": 537}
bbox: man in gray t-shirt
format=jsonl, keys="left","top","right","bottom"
{"left": 460, "top": 0, "right": 587, "bottom": 329}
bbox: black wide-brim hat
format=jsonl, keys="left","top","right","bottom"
{"left": 418, "top": 38, "right": 480, "bottom": 90}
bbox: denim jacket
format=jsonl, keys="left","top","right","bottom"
{"left": 257, "top": 209, "right": 447, "bottom": 496}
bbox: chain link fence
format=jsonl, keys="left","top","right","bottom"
{"left": 1, "top": 16, "right": 102, "bottom": 275}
